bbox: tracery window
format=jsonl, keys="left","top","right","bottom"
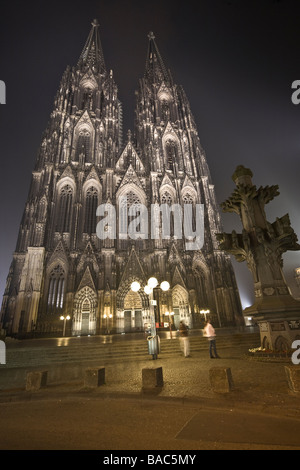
{"left": 84, "top": 186, "right": 98, "bottom": 234}
{"left": 37, "top": 198, "right": 47, "bottom": 223}
{"left": 47, "top": 265, "right": 65, "bottom": 313}
{"left": 182, "top": 193, "right": 194, "bottom": 205}
{"left": 161, "top": 191, "right": 173, "bottom": 206}
{"left": 160, "top": 191, "right": 175, "bottom": 237}
{"left": 119, "top": 190, "right": 142, "bottom": 237}
{"left": 161, "top": 99, "right": 170, "bottom": 122}
{"left": 165, "top": 140, "right": 177, "bottom": 171}
{"left": 76, "top": 130, "right": 91, "bottom": 162}
{"left": 82, "top": 89, "right": 93, "bottom": 110}
{"left": 182, "top": 192, "right": 196, "bottom": 233}
{"left": 56, "top": 185, "right": 73, "bottom": 232}
{"left": 126, "top": 191, "right": 142, "bottom": 207}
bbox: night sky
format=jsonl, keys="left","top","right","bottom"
{"left": 1, "top": 0, "right": 300, "bottom": 309}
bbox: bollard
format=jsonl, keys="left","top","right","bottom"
{"left": 0, "top": 81, "right": 5, "bottom": 105}
{"left": 84, "top": 367, "right": 106, "bottom": 388}
{"left": 209, "top": 367, "right": 234, "bottom": 393}
{"left": 0, "top": 340, "right": 5, "bottom": 364}
{"left": 142, "top": 367, "right": 163, "bottom": 391}
{"left": 26, "top": 370, "right": 48, "bottom": 392}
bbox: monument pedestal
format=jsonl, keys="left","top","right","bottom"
{"left": 244, "top": 295, "right": 300, "bottom": 350}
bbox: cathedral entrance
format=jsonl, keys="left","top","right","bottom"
{"left": 81, "top": 299, "right": 90, "bottom": 335}
{"left": 72, "top": 286, "right": 97, "bottom": 336}
{"left": 122, "top": 291, "right": 143, "bottom": 333}
{"left": 172, "top": 285, "right": 192, "bottom": 329}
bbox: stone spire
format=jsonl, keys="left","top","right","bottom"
{"left": 144, "top": 32, "right": 172, "bottom": 85}
{"left": 77, "top": 19, "right": 106, "bottom": 74}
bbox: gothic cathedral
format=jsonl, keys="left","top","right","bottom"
{"left": 1, "top": 20, "right": 243, "bottom": 337}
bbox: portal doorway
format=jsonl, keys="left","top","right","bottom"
{"left": 123, "top": 290, "right": 143, "bottom": 332}
{"left": 81, "top": 299, "right": 90, "bottom": 335}
{"left": 72, "top": 286, "right": 97, "bottom": 336}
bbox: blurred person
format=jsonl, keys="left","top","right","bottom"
{"left": 203, "top": 319, "right": 220, "bottom": 359}
{"left": 179, "top": 321, "right": 190, "bottom": 357}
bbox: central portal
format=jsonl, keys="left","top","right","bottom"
{"left": 123, "top": 290, "right": 143, "bottom": 332}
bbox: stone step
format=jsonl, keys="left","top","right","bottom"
{"left": 2, "top": 333, "right": 261, "bottom": 369}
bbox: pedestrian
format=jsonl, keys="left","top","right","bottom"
{"left": 203, "top": 319, "right": 220, "bottom": 359}
{"left": 179, "top": 320, "right": 190, "bottom": 357}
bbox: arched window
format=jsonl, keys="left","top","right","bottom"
{"left": 161, "top": 191, "right": 173, "bottom": 206}
{"left": 82, "top": 89, "right": 93, "bottom": 110}
{"left": 47, "top": 265, "right": 65, "bottom": 313}
{"left": 165, "top": 140, "right": 177, "bottom": 171}
{"left": 76, "top": 129, "right": 91, "bottom": 162}
{"left": 182, "top": 192, "right": 195, "bottom": 233}
{"left": 56, "top": 185, "right": 73, "bottom": 232}
{"left": 37, "top": 198, "right": 47, "bottom": 223}
{"left": 119, "top": 190, "right": 142, "bottom": 238}
{"left": 161, "top": 99, "right": 170, "bottom": 122}
{"left": 160, "top": 191, "right": 175, "bottom": 237}
{"left": 182, "top": 193, "right": 194, "bottom": 205}
{"left": 84, "top": 186, "right": 98, "bottom": 234}
{"left": 127, "top": 190, "right": 142, "bottom": 207}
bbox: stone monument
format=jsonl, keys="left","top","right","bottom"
{"left": 216, "top": 165, "right": 300, "bottom": 350}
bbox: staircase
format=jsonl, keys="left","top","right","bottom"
{"left": 3, "top": 332, "right": 261, "bottom": 369}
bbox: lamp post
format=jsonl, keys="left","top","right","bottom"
{"left": 165, "top": 311, "right": 174, "bottom": 339}
{"left": 60, "top": 315, "right": 70, "bottom": 337}
{"left": 131, "top": 277, "right": 170, "bottom": 359}
{"left": 200, "top": 309, "right": 210, "bottom": 325}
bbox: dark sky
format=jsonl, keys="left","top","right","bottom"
{"left": 0, "top": 0, "right": 300, "bottom": 309}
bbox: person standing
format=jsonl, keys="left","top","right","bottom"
{"left": 203, "top": 320, "right": 220, "bottom": 359}
{"left": 179, "top": 321, "right": 190, "bottom": 357}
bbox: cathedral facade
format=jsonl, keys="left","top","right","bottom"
{"left": 0, "top": 20, "right": 243, "bottom": 337}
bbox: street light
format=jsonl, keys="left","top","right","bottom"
{"left": 131, "top": 281, "right": 141, "bottom": 292}
{"left": 200, "top": 309, "right": 210, "bottom": 323}
{"left": 131, "top": 277, "right": 170, "bottom": 360}
{"left": 165, "top": 311, "right": 174, "bottom": 338}
{"left": 60, "top": 315, "right": 70, "bottom": 337}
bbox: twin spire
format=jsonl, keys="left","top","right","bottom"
{"left": 78, "top": 20, "right": 172, "bottom": 84}
{"left": 144, "top": 31, "right": 172, "bottom": 84}
{"left": 78, "top": 19, "right": 106, "bottom": 74}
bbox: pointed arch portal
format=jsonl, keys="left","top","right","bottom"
{"left": 172, "top": 284, "right": 191, "bottom": 329}
{"left": 123, "top": 290, "right": 143, "bottom": 332}
{"left": 72, "top": 286, "right": 97, "bottom": 336}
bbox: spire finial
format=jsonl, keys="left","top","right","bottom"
{"left": 144, "top": 32, "right": 172, "bottom": 85}
{"left": 78, "top": 19, "right": 106, "bottom": 74}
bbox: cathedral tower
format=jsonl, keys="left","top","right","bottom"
{"left": 1, "top": 21, "right": 243, "bottom": 337}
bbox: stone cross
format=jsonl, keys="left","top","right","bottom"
{"left": 216, "top": 166, "right": 300, "bottom": 349}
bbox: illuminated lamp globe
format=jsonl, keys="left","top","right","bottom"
{"left": 131, "top": 281, "right": 141, "bottom": 292}
{"left": 148, "top": 277, "right": 158, "bottom": 289}
{"left": 160, "top": 281, "right": 170, "bottom": 291}
{"left": 144, "top": 285, "right": 152, "bottom": 295}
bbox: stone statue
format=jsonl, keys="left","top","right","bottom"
{"left": 216, "top": 165, "right": 300, "bottom": 350}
